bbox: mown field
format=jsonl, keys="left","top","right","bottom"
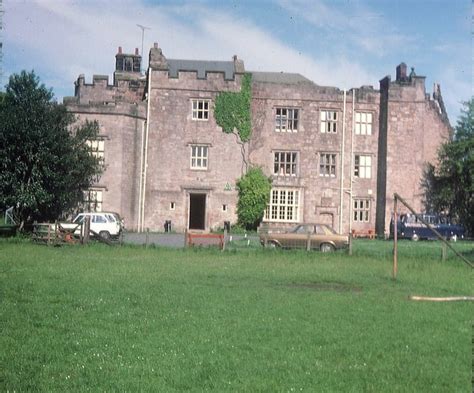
{"left": 1, "top": 239, "right": 472, "bottom": 392}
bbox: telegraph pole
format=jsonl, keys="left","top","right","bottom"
{"left": 136, "top": 24, "right": 150, "bottom": 73}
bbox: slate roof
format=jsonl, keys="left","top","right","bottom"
{"left": 167, "top": 59, "right": 236, "bottom": 80}
{"left": 250, "top": 71, "right": 315, "bottom": 85}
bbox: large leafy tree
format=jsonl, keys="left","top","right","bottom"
{"left": 422, "top": 98, "right": 474, "bottom": 234}
{"left": 0, "top": 71, "right": 102, "bottom": 228}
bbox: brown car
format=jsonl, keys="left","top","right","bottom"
{"left": 260, "top": 223, "right": 349, "bottom": 252}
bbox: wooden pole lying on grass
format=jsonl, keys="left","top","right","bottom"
{"left": 393, "top": 193, "right": 473, "bottom": 268}
{"left": 409, "top": 296, "right": 474, "bottom": 302}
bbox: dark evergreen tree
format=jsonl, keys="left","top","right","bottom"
{"left": 0, "top": 71, "right": 102, "bottom": 228}
{"left": 422, "top": 98, "right": 474, "bottom": 234}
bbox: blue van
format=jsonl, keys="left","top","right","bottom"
{"left": 390, "top": 213, "right": 465, "bottom": 241}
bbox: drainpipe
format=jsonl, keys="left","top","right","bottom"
{"left": 141, "top": 67, "right": 152, "bottom": 232}
{"left": 137, "top": 120, "right": 145, "bottom": 231}
{"left": 338, "top": 89, "right": 347, "bottom": 234}
{"left": 348, "top": 89, "right": 355, "bottom": 235}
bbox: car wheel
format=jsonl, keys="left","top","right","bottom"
{"left": 320, "top": 243, "right": 335, "bottom": 253}
{"left": 99, "top": 231, "right": 111, "bottom": 240}
{"left": 411, "top": 234, "right": 419, "bottom": 241}
{"left": 267, "top": 241, "right": 279, "bottom": 249}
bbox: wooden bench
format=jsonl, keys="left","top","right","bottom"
{"left": 186, "top": 232, "right": 224, "bottom": 249}
{"left": 351, "top": 229, "right": 376, "bottom": 239}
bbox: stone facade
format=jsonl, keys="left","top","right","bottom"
{"left": 65, "top": 45, "right": 451, "bottom": 234}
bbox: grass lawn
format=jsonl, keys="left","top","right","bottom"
{"left": 0, "top": 239, "right": 472, "bottom": 392}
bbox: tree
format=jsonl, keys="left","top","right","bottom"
{"left": 0, "top": 71, "right": 102, "bottom": 228}
{"left": 422, "top": 98, "right": 474, "bottom": 234}
{"left": 236, "top": 166, "right": 272, "bottom": 230}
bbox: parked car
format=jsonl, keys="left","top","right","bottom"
{"left": 260, "top": 223, "right": 349, "bottom": 252}
{"left": 62, "top": 212, "right": 123, "bottom": 240}
{"left": 390, "top": 213, "right": 465, "bottom": 241}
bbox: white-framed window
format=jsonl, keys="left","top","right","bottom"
{"left": 83, "top": 189, "right": 103, "bottom": 212}
{"left": 320, "top": 110, "right": 337, "bottom": 133}
{"left": 354, "top": 155, "right": 372, "bottom": 178}
{"left": 264, "top": 188, "right": 300, "bottom": 222}
{"left": 273, "top": 151, "right": 298, "bottom": 177}
{"left": 319, "top": 153, "right": 337, "bottom": 177}
{"left": 275, "top": 108, "right": 299, "bottom": 132}
{"left": 353, "top": 199, "right": 370, "bottom": 222}
{"left": 192, "top": 99, "right": 210, "bottom": 120}
{"left": 86, "top": 139, "right": 105, "bottom": 161}
{"left": 355, "top": 112, "right": 373, "bottom": 135}
{"left": 190, "top": 145, "right": 208, "bottom": 169}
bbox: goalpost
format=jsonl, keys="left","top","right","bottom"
{"left": 392, "top": 193, "right": 473, "bottom": 280}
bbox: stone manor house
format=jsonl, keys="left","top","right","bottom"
{"left": 64, "top": 43, "right": 451, "bottom": 236}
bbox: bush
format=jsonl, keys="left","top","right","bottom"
{"left": 236, "top": 167, "right": 271, "bottom": 230}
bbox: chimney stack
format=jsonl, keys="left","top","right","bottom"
{"left": 118, "top": 46, "right": 122, "bottom": 54}
{"left": 396, "top": 62, "right": 407, "bottom": 82}
{"left": 135, "top": 48, "right": 139, "bottom": 56}
{"left": 153, "top": 42, "right": 159, "bottom": 49}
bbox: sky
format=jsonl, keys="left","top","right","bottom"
{"left": 1, "top": 0, "right": 472, "bottom": 124}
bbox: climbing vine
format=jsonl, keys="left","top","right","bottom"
{"left": 214, "top": 73, "right": 252, "bottom": 142}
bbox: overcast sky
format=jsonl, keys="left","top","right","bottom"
{"left": 2, "top": 0, "right": 471, "bottom": 124}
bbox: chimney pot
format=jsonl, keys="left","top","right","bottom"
{"left": 233, "top": 55, "right": 237, "bottom": 61}
{"left": 135, "top": 48, "right": 139, "bottom": 55}
{"left": 154, "top": 42, "right": 158, "bottom": 49}
{"left": 118, "top": 46, "right": 122, "bottom": 54}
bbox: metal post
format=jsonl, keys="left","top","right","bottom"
{"left": 393, "top": 195, "right": 398, "bottom": 280}
{"left": 306, "top": 230, "right": 311, "bottom": 251}
{"left": 223, "top": 228, "right": 227, "bottom": 251}
{"left": 145, "top": 228, "right": 149, "bottom": 248}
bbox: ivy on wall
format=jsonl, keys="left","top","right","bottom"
{"left": 214, "top": 73, "right": 252, "bottom": 142}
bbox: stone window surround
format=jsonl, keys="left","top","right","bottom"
{"left": 191, "top": 99, "right": 211, "bottom": 121}
{"left": 190, "top": 144, "right": 209, "bottom": 170}
{"left": 273, "top": 150, "right": 299, "bottom": 177}
{"left": 354, "top": 154, "right": 372, "bottom": 179}
{"left": 274, "top": 107, "right": 299, "bottom": 133}
{"left": 355, "top": 111, "right": 374, "bottom": 135}
{"left": 86, "top": 137, "right": 107, "bottom": 161}
{"left": 83, "top": 188, "right": 104, "bottom": 212}
{"left": 353, "top": 198, "right": 371, "bottom": 222}
{"left": 264, "top": 187, "right": 300, "bottom": 223}
{"left": 319, "top": 152, "right": 337, "bottom": 177}
{"left": 320, "top": 109, "right": 338, "bottom": 133}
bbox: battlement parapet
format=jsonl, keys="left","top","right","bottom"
{"left": 73, "top": 72, "right": 146, "bottom": 105}
{"left": 66, "top": 101, "right": 146, "bottom": 120}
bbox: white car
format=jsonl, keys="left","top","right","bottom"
{"left": 69, "top": 212, "right": 123, "bottom": 239}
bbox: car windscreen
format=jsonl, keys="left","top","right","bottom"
{"left": 73, "top": 216, "right": 84, "bottom": 224}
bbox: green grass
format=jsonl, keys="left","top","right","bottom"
{"left": 1, "top": 239, "right": 472, "bottom": 392}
